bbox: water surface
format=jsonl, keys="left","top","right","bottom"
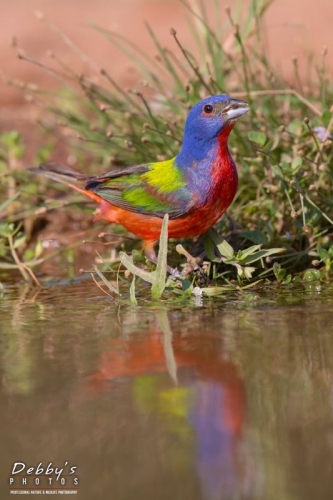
{"left": 1, "top": 281, "right": 333, "bottom": 499}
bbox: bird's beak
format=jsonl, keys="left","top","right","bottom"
{"left": 224, "top": 98, "right": 249, "bottom": 121}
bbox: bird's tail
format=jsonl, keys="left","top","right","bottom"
{"left": 29, "top": 162, "right": 103, "bottom": 203}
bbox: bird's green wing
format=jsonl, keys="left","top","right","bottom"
{"left": 86, "top": 158, "right": 193, "bottom": 219}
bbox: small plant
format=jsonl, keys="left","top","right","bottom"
{"left": 204, "top": 228, "right": 284, "bottom": 280}
{"left": 0, "top": 217, "right": 42, "bottom": 285}
{"left": 0, "top": 134, "right": 41, "bottom": 283}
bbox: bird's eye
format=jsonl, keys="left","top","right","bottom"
{"left": 203, "top": 104, "right": 214, "bottom": 114}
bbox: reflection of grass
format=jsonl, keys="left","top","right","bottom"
{"left": 1, "top": 0, "right": 333, "bottom": 293}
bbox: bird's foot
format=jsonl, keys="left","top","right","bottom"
{"left": 176, "top": 244, "right": 208, "bottom": 285}
{"left": 144, "top": 241, "right": 207, "bottom": 283}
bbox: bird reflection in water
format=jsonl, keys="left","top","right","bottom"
{"left": 87, "top": 311, "right": 247, "bottom": 499}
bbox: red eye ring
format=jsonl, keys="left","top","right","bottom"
{"left": 203, "top": 104, "right": 214, "bottom": 114}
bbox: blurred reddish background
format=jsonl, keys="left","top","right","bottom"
{"left": 1, "top": 0, "right": 332, "bottom": 135}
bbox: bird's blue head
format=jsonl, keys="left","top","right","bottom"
{"left": 176, "top": 94, "right": 249, "bottom": 166}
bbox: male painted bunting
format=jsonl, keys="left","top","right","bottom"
{"left": 30, "top": 94, "right": 249, "bottom": 265}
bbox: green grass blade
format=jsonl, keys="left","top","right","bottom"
{"left": 93, "top": 265, "right": 120, "bottom": 295}
{"left": 151, "top": 213, "right": 169, "bottom": 299}
{"left": 0, "top": 192, "right": 20, "bottom": 214}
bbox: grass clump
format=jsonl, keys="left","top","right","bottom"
{"left": 1, "top": 0, "right": 333, "bottom": 296}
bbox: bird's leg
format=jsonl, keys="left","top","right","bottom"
{"left": 144, "top": 241, "right": 182, "bottom": 278}
{"left": 176, "top": 244, "right": 208, "bottom": 283}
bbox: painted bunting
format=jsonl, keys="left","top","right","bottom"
{"left": 30, "top": 94, "right": 249, "bottom": 263}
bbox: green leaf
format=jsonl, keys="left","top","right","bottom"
{"left": 205, "top": 228, "right": 235, "bottom": 260}
{"left": 0, "top": 131, "right": 25, "bottom": 159}
{"left": 273, "top": 262, "right": 286, "bottom": 280}
{"left": 1, "top": 131, "right": 21, "bottom": 148}
{"left": 0, "top": 223, "right": 14, "bottom": 238}
{"left": 248, "top": 130, "right": 267, "bottom": 147}
{"left": 120, "top": 253, "right": 155, "bottom": 284}
{"left": 93, "top": 265, "right": 120, "bottom": 295}
{"left": 130, "top": 275, "right": 138, "bottom": 305}
{"left": 240, "top": 247, "right": 284, "bottom": 265}
{"left": 322, "top": 110, "right": 332, "bottom": 127}
{"left": 34, "top": 239, "right": 44, "bottom": 259}
{"left": 291, "top": 157, "right": 303, "bottom": 172}
{"left": 286, "top": 118, "right": 303, "bottom": 135}
{"left": 239, "top": 229, "right": 267, "bottom": 245}
{"left": 201, "top": 285, "right": 236, "bottom": 296}
{"left": 203, "top": 231, "right": 218, "bottom": 261}
{"left": 237, "top": 244, "right": 261, "bottom": 260}
{"left": 317, "top": 246, "right": 330, "bottom": 261}
{"left": 239, "top": 266, "right": 256, "bottom": 278}
{"left": 12, "top": 234, "right": 26, "bottom": 249}
{"left": 0, "top": 192, "right": 20, "bottom": 214}
{"left": 217, "top": 239, "right": 235, "bottom": 259}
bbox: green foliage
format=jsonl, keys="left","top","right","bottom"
{"left": 0, "top": 131, "right": 25, "bottom": 161}
{"left": 204, "top": 227, "right": 284, "bottom": 280}
{"left": 0, "top": 219, "right": 44, "bottom": 283}
{"left": 1, "top": 0, "right": 333, "bottom": 295}
{"left": 0, "top": 132, "right": 55, "bottom": 283}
